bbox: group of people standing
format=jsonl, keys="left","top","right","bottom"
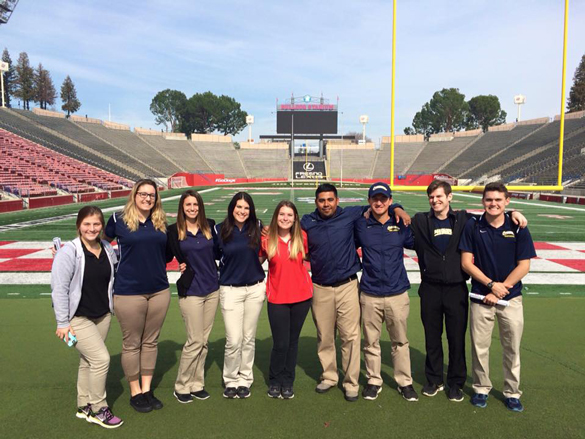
{"left": 51, "top": 178, "right": 535, "bottom": 429}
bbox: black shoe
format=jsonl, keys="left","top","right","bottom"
{"left": 397, "top": 385, "right": 419, "bottom": 402}
{"left": 223, "top": 387, "right": 238, "bottom": 399}
{"left": 267, "top": 385, "right": 282, "bottom": 399}
{"left": 130, "top": 393, "right": 153, "bottom": 413}
{"left": 447, "top": 386, "right": 464, "bottom": 402}
{"left": 236, "top": 386, "right": 251, "bottom": 399}
{"left": 422, "top": 383, "right": 444, "bottom": 397}
{"left": 281, "top": 387, "right": 294, "bottom": 400}
{"left": 344, "top": 389, "right": 359, "bottom": 402}
{"left": 174, "top": 391, "right": 194, "bottom": 404}
{"left": 144, "top": 390, "right": 163, "bottom": 410}
{"left": 191, "top": 389, "right": 210, "bottom": 400}
{"left": 362, "top": 384, "right": 382, "bottom": 401}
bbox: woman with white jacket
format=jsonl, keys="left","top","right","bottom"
{"left": 51, "top": 206, "right": 123, "bottom": 429}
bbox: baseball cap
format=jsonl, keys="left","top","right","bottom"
{"left": 368, "top": 182, "right": 392, "bottom": 199}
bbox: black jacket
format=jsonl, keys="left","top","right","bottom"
{"left": 410, "top": 208, "right": 470, "bottom": 284}
{"left": 166, "top": 219, "right": 216, "bottom": 296}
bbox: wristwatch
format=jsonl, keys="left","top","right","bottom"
{"left": 486, "top": 281, "right": 494, "bottom": 290}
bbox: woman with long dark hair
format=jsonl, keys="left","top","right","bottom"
{"left": 51, "top": 206, "right": 123, "bottom": 428}
{"left": 216, "top": 192, "right": 265, "bottom": 399}
{"left": 104, "top": 178, "right": 170, "bottom": 413}
{"left": 260, "top": 200, "right": 312, "bottom": 399}
{"left": 166, "top": 190, "right": 219, "bottom": 403}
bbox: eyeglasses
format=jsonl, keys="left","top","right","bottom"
{"left": 137, "top": 192, "right": 156, "bottom": 200}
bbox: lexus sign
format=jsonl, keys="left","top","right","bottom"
{"left": 294, "top": 161, "right": 326, "bottom": 179}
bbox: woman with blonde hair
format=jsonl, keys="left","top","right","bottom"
{"left": 260, "top": 200, "right": 312, "bottom": 399}
{"left": 166, "top": 190, "right": 219, "bottom": 403}
{"left": 51, "top": 205, "right": 123, "bottom": 428}
{"left": 104, "top": 178, "right": 170, "bottom": 413}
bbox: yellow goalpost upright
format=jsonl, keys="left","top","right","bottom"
{"left": 388, "top": 0, "right": 570, "bottom": 193}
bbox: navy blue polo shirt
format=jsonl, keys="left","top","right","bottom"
{"left": 355, "top": 214, "right": 414, "bottom": 296}
{"left": 432, "top": 216, "right": 453, "bottom": 254}
{"left": 215, "top": 222, "right": 265, "bottom": 286}
{"left": 105, "top": 213, "right": 169, "bottom": 295}
{"left": 301, "top": 206, "right": 364, "bottom": 285}
{"left": 180, "top": 229, "right": 219, "bottom": 296}
{"left": 459, "top": 214, "right": 536, "bottom": 302}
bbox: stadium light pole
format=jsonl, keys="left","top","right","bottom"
{"left": 291, "top": 111, "right": 294, "bottom": 188}
{"left": 0, "top": 61, "right": 8, "bottom": 108}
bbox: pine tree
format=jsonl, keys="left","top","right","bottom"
{"left": 1, "top": 48, "right": 16, "bottom": 108}
{"left": 34, "top": 63, "right": 57, "bottom": 110}
{"left": 14, "top": 52, "right": 34, "bottom": 110}
{"left": 567, "top": 54, "right": 585, "bottom": 112}
{"left": 60, "top": 75, "right": 81, "bottom": 116}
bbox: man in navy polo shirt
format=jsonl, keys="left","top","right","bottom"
{"left": 460, "top": 182, "right": 536, "bottom": 413}
{"left": 301, "top": 183, "right": 408, "bottom": 402}
{"left": 355, "top": 182, "right": 418, "bottom": 402}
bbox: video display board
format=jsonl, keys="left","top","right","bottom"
{"left": 277, "top": 110, "right": 338, "bottom": 134}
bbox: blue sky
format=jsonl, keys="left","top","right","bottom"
{"left": 1, "top": 0, "right": 584, "bottom": 143}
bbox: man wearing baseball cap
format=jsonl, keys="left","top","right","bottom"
{"left": 354, "top": 182, "right": 418, "bottom": 402}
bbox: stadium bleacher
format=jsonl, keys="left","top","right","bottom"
{"left": 239, "top": 148, "right": 291, "bottom": 179}
{"left": 406, "top": 137, "right": 477, "bottom": 174}
{"left": 372, "top": 142, "right": 426, "bottom": 178}
{"left": 140, "top": 135, "right": 214, "bottom": 174}
{"left": 0, "top": 129, "right": 131, "bottom": 197}
{"left": 441, "top": 124, "right": 544, "bottom": 177}
{"left": 328, "top": 148, "right": 376, "bottom": 179}
{"left": 192, "top": 141, "right": 247, "bottom": 177}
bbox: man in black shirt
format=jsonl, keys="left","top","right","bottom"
{"left": 410, "top": 180, "right": 526, "bottom": 402}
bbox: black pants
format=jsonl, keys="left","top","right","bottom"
{"left": 418, "top": 281, "right": 468, "bottom": 389}
{"left": 267, "top": 299, "right": 312, "bottom": 387}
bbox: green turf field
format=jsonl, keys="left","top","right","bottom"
{"left": 1, "top": 185, "right": 585, "bottom": 241}
{"left": 0, "top": 285, "right": 583, "bottom": 438}
{"left": 1, "top": 185, "right": 584, "bottom": 438}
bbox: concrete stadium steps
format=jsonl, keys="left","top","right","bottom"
{"left": 465, "top": 119, "right": 585, "bottom": 181}
{"left": 327, "top": 148, "right": 376, "bottom": 179}
{"left": 15, "top": 110, "right": 162, "bottom": 178}
{"left": 373, "top": 142, "right": 426, "bottom": 178}
{"left": 443, "top": 124, "right": 543, "bottom": 177}
{"left": 0, "top": 109, "right": 141, "bottom": 181}
{"left": 137, "top": 135, "right": 212, "bottom": 174}
{"left": 238, "top": 149, "right": 290, "bottom": 179}
{"left": 77, "top": 123, "right": 182, "bottom": 176}
{"left": 192, "top": 141, "right": 246, "bottom": 177}
{"left": 503, "top": 133, "right": 585, "bottom": 183}
{"left": 406, "top": 137, "right": 476, "bottom": 174}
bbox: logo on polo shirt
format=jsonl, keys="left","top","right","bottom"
{"left": 434, "top": 228, "right": 452, "bottom": 237}
{"left": 502, "top": 231, "right": 515, "bottom": 238}
{"left": 387, "top": 226, "right": 400, "bottom": 232}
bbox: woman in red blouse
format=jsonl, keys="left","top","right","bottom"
{"left": 260, "top": 200, "right": 313, "bottom": 400}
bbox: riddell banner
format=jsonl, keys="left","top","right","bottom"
{"left": 293, "top": 161, "right": 326, "bottom": 180}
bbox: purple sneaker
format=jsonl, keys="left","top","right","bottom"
{"left": 76, "top": 403, "right": 92, "bottom": 420}
{"left": 89, "top": 406, "right": 124, "bottom": 429}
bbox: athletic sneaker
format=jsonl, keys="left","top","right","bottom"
{"left": 174, "top": 391, "right": 194, "bottom": 404}
{"left": 130, "top": 393, "right": 153, "bottom": 413}
{"left": 76, "top": 403, "right": 92, "bottom": 420}
{"left": 397, "top": 385, "right": 419, "bottom": 402}
{"left": 344, "top": 389, "right": 359, "bottom": 402}
{"left": 471, "top": 393, "right": 488, "bottom": 408}
{"left": 236, "top": 386, "right": 251, "bottom": 399}
{"left": 267, "top": 385, "right": 282, "bottom": 399}
{"left": 447, "top": 386, "right": 464, "bottom": 402}
{"left": 191, "top": 389, "right": 211, "bottom": 400}
{"left": 144, "top": 390, "right": 163, "bottom": 410}
{"left": 362, "top": 384, "right": 382, "bottom": 401}
{"left": 422, "top": 383, "right": 444, "bottom": 397}
{"left": 281, "top": 387, "right": 294, "bottom": 400}
{"left": 315, "top": 382, "right": 334, "bottom": 394}
{"left": 88, "top": 407, "right": 123, "bottom": 429}
{"left": 505, "top": 398, "right": 524, "bottom": 412}
{"left": 223, "top": 387, "right": 238, "bottom": 399}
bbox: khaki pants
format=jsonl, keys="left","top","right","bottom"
{"left": 470, "top": 296, "right": 524, "bottom": 399}
{"left": 361, "top": 291, "right": 412, "bottom": 387}
{"left": 312, "top": 279, "right": 361, "bottom": 393}
{"left": 220, "top": 282, "right": 266, "bottom": 388}
{"left": 114, "top": 289, "right": 171, "bottom": 382}
{"left": 70, "top": 314, "right": 111, "bottom": 410}
{"left": 175, "top": 291, "right": 219, "bottom": 394}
